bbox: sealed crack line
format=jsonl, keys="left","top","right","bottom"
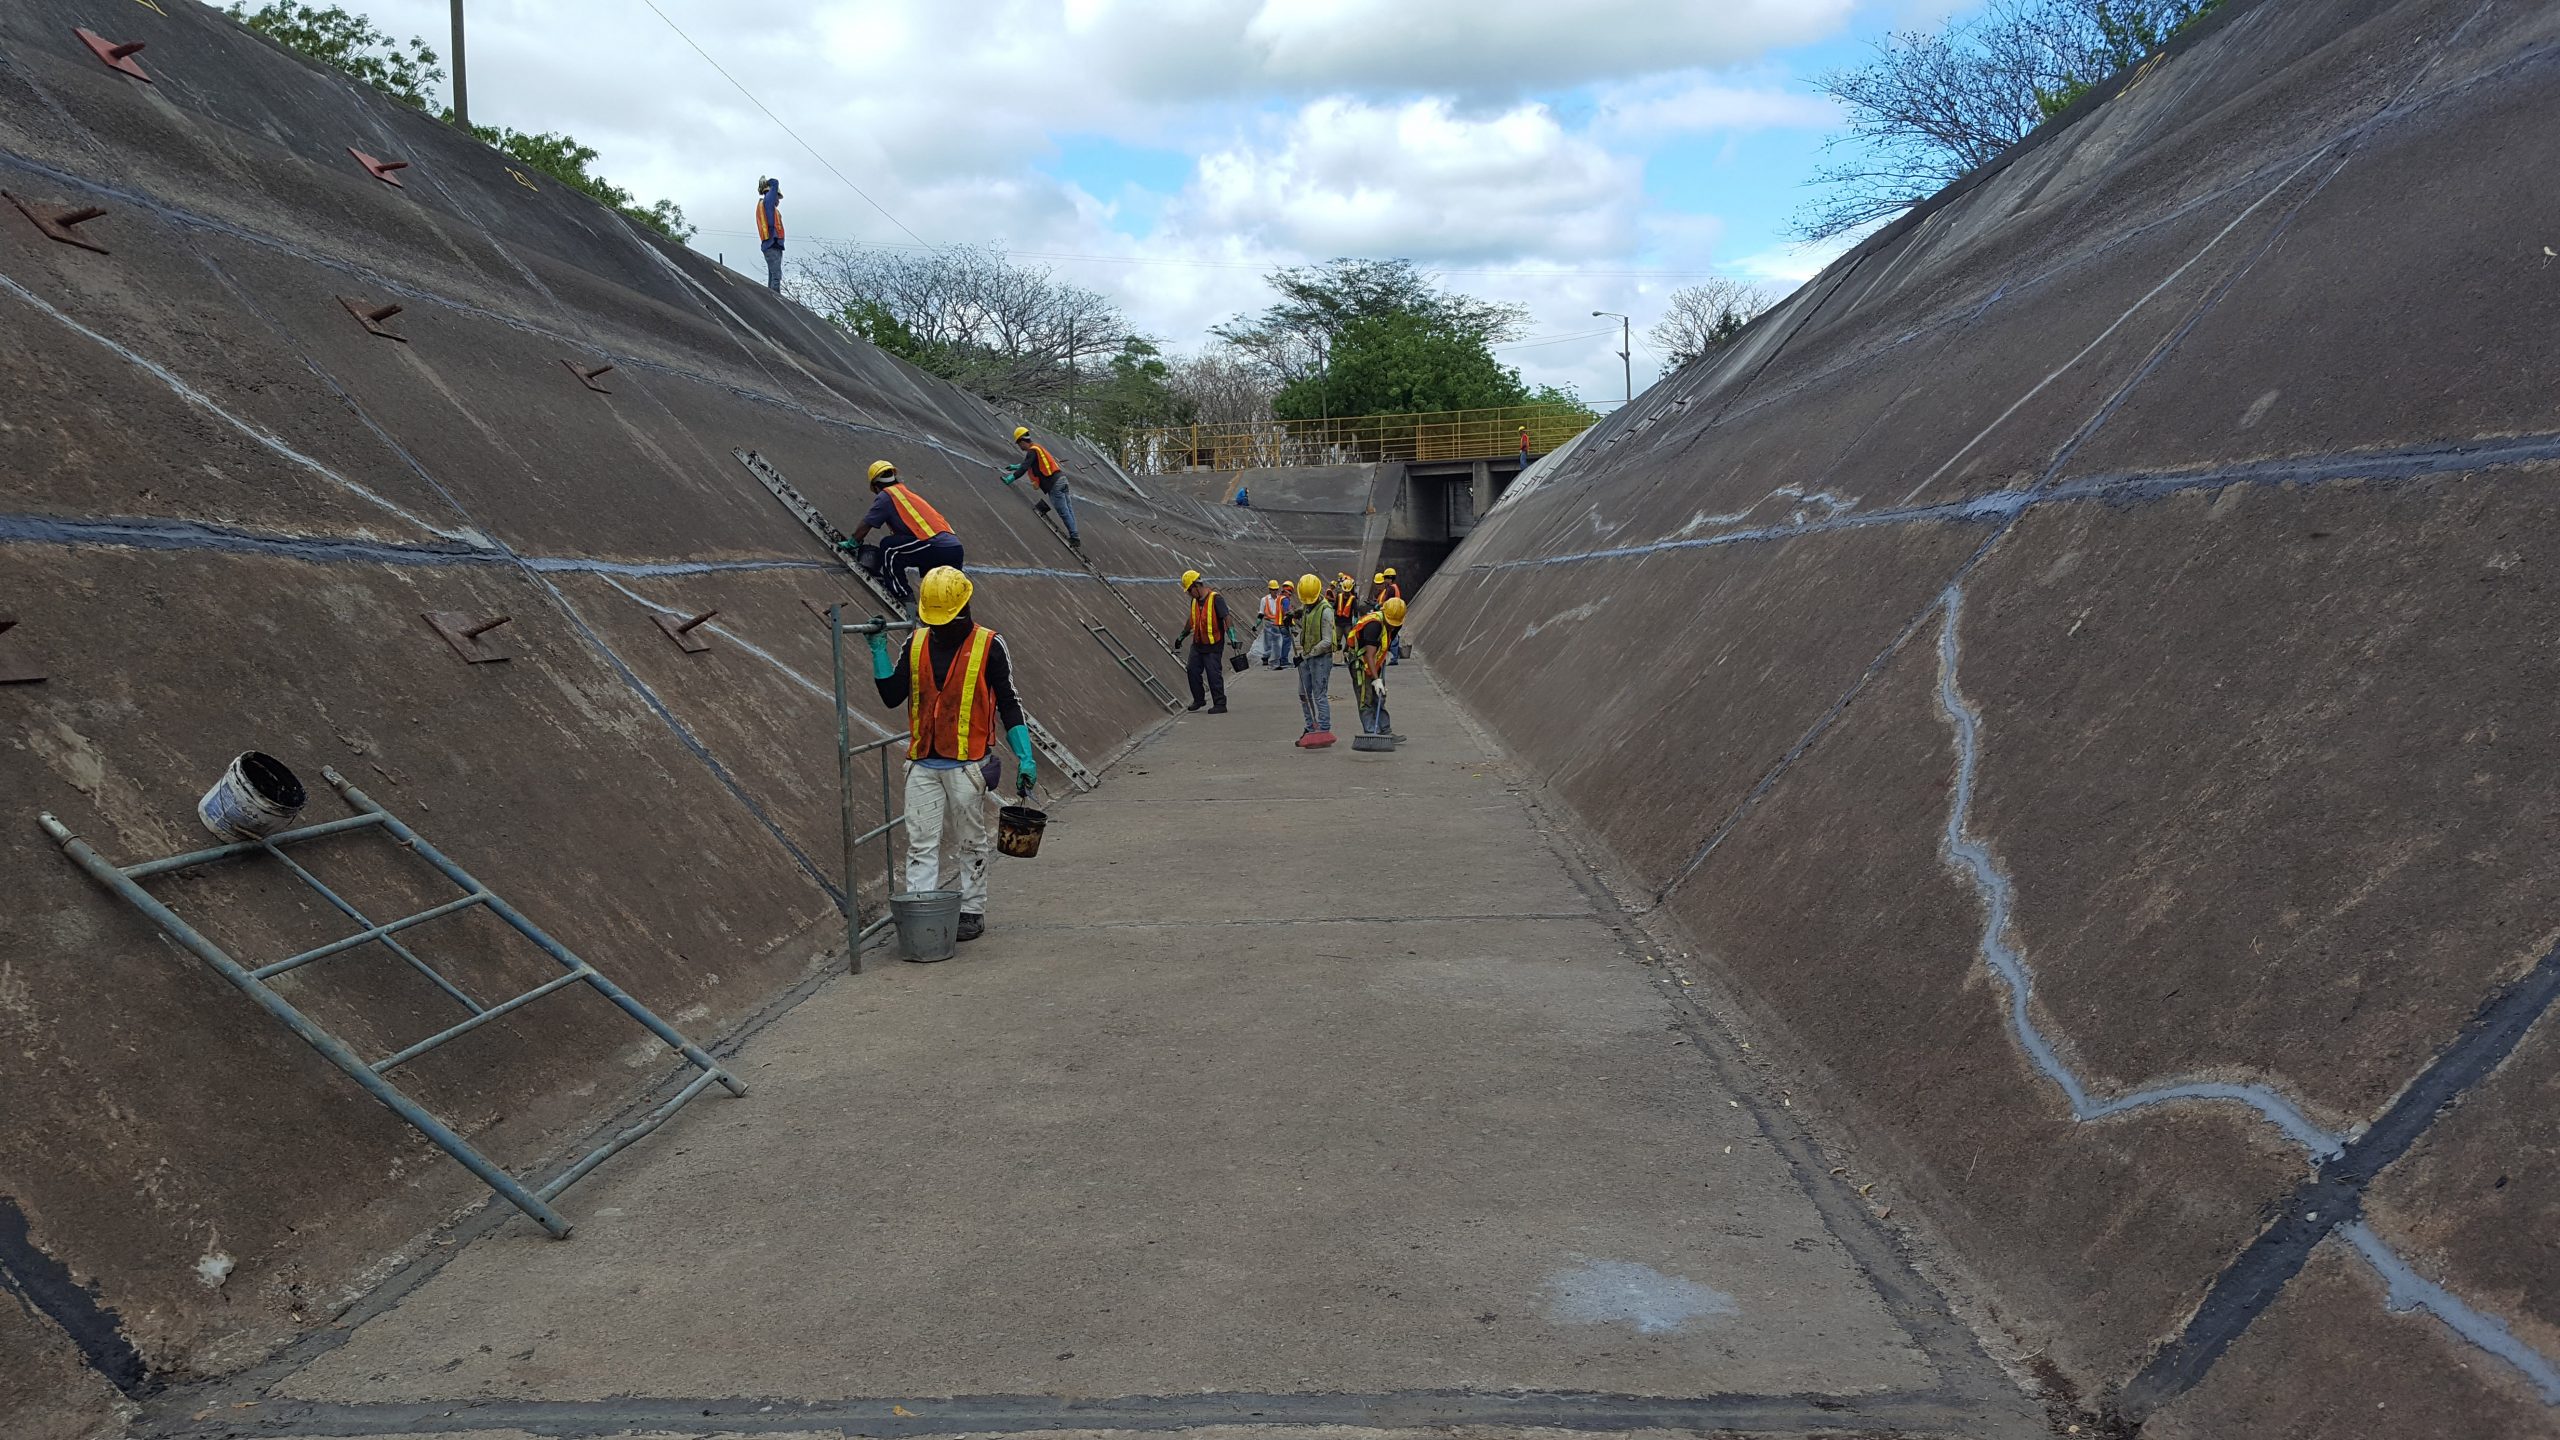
{"left": 1929, "top": 581, "right": 2560, "bottom": 1408}
{"left": 1007, "top": 910, "right": 1591, "bottom": 932}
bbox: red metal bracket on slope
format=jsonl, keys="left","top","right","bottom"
{"left": 347, "top": 148, "right": 410, "bottom": 187}
{"left": 75, "top": 29, "right": 150, "bottom": 82}
{"left": 3, "top": 192, "right": 109, "bottom": 253}
{"left": 561, "top": 360, "right": 615, "bottom": 394}
{"left": 338, "top": 296, "right": 407, "bottom": 341}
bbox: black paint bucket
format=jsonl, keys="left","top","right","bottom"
{"left": 996, "top": 804, "right": 1047, "bottom": 858}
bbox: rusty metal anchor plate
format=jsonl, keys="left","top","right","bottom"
{"left": 422, "top": 612, "right": 511, "bottom": 663}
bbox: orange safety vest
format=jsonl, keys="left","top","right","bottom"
{"left": 907, "top": 625, "right": 998, "bottom": 762}
{"left": 1258, "top": 594, "right": 1286, "bottom": 624}
{"left": 1022, "top": 442, "right": 1061, "bottom": 481}
{"left": 1189, "top": 592, "right": 1226, "bottom": 646}
{"left": 1334, "top": 589, "right": 1356, "bottom": 622}
{"left": 1377, "top": 581, "right": 1401, "bottom": 603}
{"left": 884, "top": 483, "right": 951, "bottom": 541}
{"left": 755, "top": 193, "right": 784, "bottom": 245}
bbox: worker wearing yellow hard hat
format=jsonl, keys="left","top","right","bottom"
{"left": 999, "top": 425, "right": 1079, "bottom": 548}
{"left": 1348, "top": 596, "right": 1407, "bottom": 742}
{"left": 839, "top": 459, "right": 963, "bottom": 611}
{"left": 1256, "top": 579, "right": 1295, "bottom": 669}
{"left": 1376, "top": 568, "right": 1405, "bottom": 663}
{"left": 866, "top": 566, "right": 1031, "bottom": 946}
{"left": 1291, "top": 573, "right": 1339, "bottom": 746}
{"left": 1177, "top": 569, "right": 1241, "bottom": 713}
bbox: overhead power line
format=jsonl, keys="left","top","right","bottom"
{"left": 693, "top": 227, "right": 1738, "bottom": 281}
{"left": 633, "top": 0, "right": 930, "bottom": 250}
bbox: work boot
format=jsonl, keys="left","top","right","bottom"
{"left": 1209, "top": 702, "right": 1228, "bottom": 713}
{"left": 1187, "top": 699, "right": 1206, "bottom": 712}
{"left": 1068, "top": 534, "right": 1082, "bottom": 549}
{"left": 956, "top": 913, "right": 985, "bottom": 942}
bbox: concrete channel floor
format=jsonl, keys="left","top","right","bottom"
{"left": 167, "top": 661, "right": 2044, "bottom": 1440}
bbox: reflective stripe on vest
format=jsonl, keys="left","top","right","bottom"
{"left": 886, "top": 484, "right": 950, "bottom": 541}
{"left": 1259, "top": 595, "right": 1285, "bottom": 624}
{"left": 1026, "top": 442, "right": 1061, "bottom": 480}
{"left": 756, "top": 195, "right": 783, "bottom": 244}
{"left": 1190, "top": 593, "right": 1225, "bottom": 646}
{"left": 907, "top": 625, "right": 997, "bottom": 762}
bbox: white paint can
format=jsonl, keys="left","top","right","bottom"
{"left": 196, "top": 752, "right": 307, "bottom": 840}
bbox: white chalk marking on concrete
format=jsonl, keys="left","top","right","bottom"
{"left": 1542, "top": 1258, "right": 1739, "bottom": 1336}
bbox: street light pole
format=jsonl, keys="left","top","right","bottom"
{"left": 1592, "top": 311, "right": 1631, "bottom": 405}
{"left": 449, "top": 0, "right": 469, "bottom": 127}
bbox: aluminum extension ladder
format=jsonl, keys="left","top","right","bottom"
{"left": 37, "top": 768, "right": 745, "bottom": 1238}
{"left": 731, "top": 447, "right": 1099, "bottom": 792}
{"left": 1086, "top": 623, "right": 1181, "bottom": 712}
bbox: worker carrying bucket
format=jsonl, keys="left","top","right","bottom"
{"left": 867, "top": 566, "right": 1033, "bottom": 948}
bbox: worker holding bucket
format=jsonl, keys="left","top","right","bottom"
{"left": 868, "top": 566, "right": 1033, "bottom": 947}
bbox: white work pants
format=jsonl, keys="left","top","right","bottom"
{"left": 903, "top": 762, "right": 994, "bottom": 914}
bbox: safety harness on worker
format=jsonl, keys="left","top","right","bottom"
{"left": 907, "top": 625, "right": 996, "bottom": 762}
{"left": 885, "top": 484, "right": 951, "bottom": 541}
{"left": 1190, "top": 592, "right": 1227, "bottom": 647}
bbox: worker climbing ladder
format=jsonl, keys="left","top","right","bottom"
{"left": 732, "top": 447, "right": 1099, "bottom": 791}
{"left": 37, "top": 769, "right": 744, "bottom": 1238}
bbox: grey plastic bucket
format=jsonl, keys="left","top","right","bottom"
{"left": 890, "top": 890, "right": 963, "bottom": 963}
{"left": 197, "top": 751, "right": 307, "bottom": 839}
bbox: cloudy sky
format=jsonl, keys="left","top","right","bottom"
{"left": 345, "top": 0, "right": 1978, "bottom": 405}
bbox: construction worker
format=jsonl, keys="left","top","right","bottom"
{"left": 1349, "top": 597, "right": 1406, "bottom": 738}
{"left": 1333, "top": 573, "right": 1359, "bottom": 632}
{"left": 1179, "top": 569, "right": 1238, "bottom": 713}
{"left": 1291, "top": 573, "right": 1338, "bottom": 747}
{"left": 755, "top": 177, "right": 785, "bottom": 293}
{"left": 867, "top": 567, "right": 1033, "bottom": 948}
{"left": 1257, "top": 580, "right": 1293, "bottom": 668}
{"left": 1000, "top": 426, "right": 1080, "bottom": 548}
{"left": 840, "top": 461, "right": 963, "bottom": 607}
{"left": 1518, "top": 426, "right": 1532, "bottom": 467}
{"left": 1377, "top": 568, "right": 1405, "bottom": 663}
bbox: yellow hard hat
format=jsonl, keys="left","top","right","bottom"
{"left": 1297, "top": 573, "right": 1323, "bottom": 604}
{"left": 916, "top": 566, "right": 973, "bottom": 626}
{"left": 866, "top": 459, "right": 898, "bottom": 486}
{"left": 1384, "top": 567, "right": 1397, "bottom": 577}
{"left": 1181, "top": 569, "right": 1202, "bottom": 589}
{"left": 1268, "top": 579, "right": 1281, "bottom": 590}
{"left": 1372, "top": 572, "right": 1385, "bottom": 584}
{"left": 1012, "top": 426, "right": 1030, "bottom": 441}
{"left": 1383, "top": 597, "right": 1406, "bottom": 625}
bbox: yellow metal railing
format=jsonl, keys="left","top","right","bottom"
{"left": 1119, "top": 404, "right": 1594, "bottom": 475}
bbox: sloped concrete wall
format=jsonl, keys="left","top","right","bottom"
{"left": 1418, "top": 0, "right": 2560, "bottom": 1431}
{"left": 0, "top": 2, "right": 1310, "bottom": 1426}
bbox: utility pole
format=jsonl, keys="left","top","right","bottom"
{"left": 1592, "top": 311, "right": 1631, "bottom": 405}
{"left": 449, "top": 0, "right": 469, "bottom": 127}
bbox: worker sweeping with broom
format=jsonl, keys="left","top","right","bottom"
{"left": 1349, "top": 597, "right": 1405, "bottom": 740}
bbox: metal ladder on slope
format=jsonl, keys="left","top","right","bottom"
{"left": 732, "top": 447, "right": 1099, "bottom": 792}
{"left": 1086, "top": 623, "right": 1182, "bottom": 712}
{"left": 37, "top": 769, "right": 745, "bottom": 1239}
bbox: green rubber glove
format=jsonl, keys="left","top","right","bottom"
{"left": 1006, "top": 724, "right": 1036, "bottom": 796}
{"left": 868, "top": 632, "right": 896, "bottom": 679}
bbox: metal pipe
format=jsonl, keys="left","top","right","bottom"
{"left": 321, "top": 770, "right": 748, "bottom": 1099}
{"left": 259, "top": 840, "right": 485, "bottom": 1015}
{"left": 372, "top": 967, "right": 592, "bottom": 1074}
{"left": 449, "top": 0, "right": 469, "bottom": 129}
{"left": 250, "top": 892, "right": 489, "bottom": 980}
{"left": 36, "top": 812, "right": 574, "bottom": 1238}
{"left": 123, "top": 812, "right": 387, "bottom": 878}
{"left": 833, "top": 603, "right": 860, "bottom": 973}
{"left": 534, "top": 1065, "right": 723, "bottom": 1202}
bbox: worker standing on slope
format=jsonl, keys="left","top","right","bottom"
{"left": 840, "top": 461, "right": 963, "bottom": 609}
{"left": 1258, "top": 581, "right": 1294, "bottom": 668}
{"left": 755, "top": 177, "right": 785, "bottom": 293}
{"left": 1178, "top": 570, "right": 1238, "bottom": 713}
{"left": 1349, "top": 597, "right": 1406, "bottom": 739}
{"left": 1000, "top": 426, "right": 1081, "bottom": 548}
{"left": 1291, "top": 573, "right": 1338, "bottom": 748}
{"left": 868, "top": 567, "right": 1033, "bottom": 948}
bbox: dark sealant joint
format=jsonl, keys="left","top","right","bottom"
{"left": 346, "top": 148, "right": 410, "bottom": 187}
{"left": 653, "top": 609, "right": 718, "bottom": 653}
{"left": 338, "top": 296, "right": 407, "bottom": 341}
{"left": 0, "top": 615, "right": 43, "bottom": 684}
{"left": 0, "top": 1197, "right": 148, "bottom": 1396}
{"left": 423, "top": 611, "right": 511, "bottom": 663}
{"left": 562, "top": 360, "right": 617, "bottom": 394}
{"left": 74, "top": 28, "right": 150, "bottom": 82}
{"left": 3, "top": 192, "right": 109, "bottom": 253}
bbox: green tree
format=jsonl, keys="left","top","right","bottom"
{"left": 228, "top": 2, "right": 691, "bottom": 242}
{"left": 1799, "top": 0, "right": 2225, "bottom": 240}
{"left": 229, "top": 2, "right": 442, "bottom": 108}
{"left": 1215, "top": 258, "right": 1526, "bottom": 387}
{"left": 460, "top": 124, "right": 695, "bottom": 242}
{"left": 1273, "top": 311, "right": 1531, "bottom": 421}
{"left": 1056, "top": 339, "right": 1191, "bottom": 454}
